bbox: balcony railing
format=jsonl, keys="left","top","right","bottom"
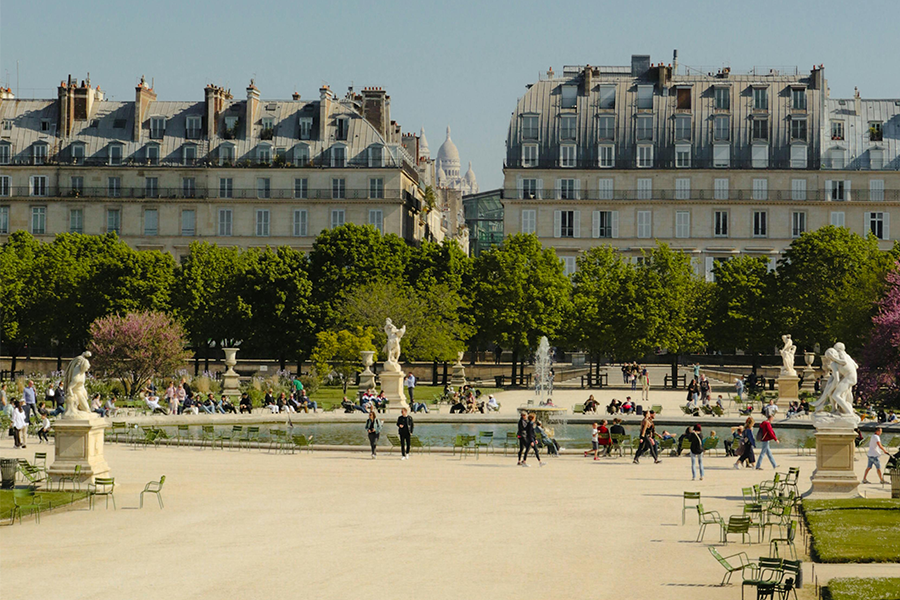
{"left": 3, "top": 186, "right": 405, "bottom": 201}
{"left": 0, "top": 154, "right": 404, "bottom": 169}
{"left": 505, "top": 157, "right": 830, "bottom": 171}
{"left": 504, "top": 188, "right": 900, "bottom": 203}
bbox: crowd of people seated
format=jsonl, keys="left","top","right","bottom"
{"left": 450, "top": 387, "right": 485, "bottom": 413}
{"left": 342, "top": 389, "right": 387, "bottom": 414}
{"left": 597, "top": 396, "right": 640, "bottom": 415}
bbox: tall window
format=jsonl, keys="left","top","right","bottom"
{"left": 562, "top": 256, "right": 577, "bottom": 276}
{"left": 713, "top": 116, "right": 729, "bottom": 141}
{"left": 870, "top": 180, "right": 885, "bottom": 202}
{"left": 753, "top": 179, "right": 768, "bottom": 201}
{"left": 108, "top": 144, "right": 123, "bottom": 166}
{"left": 331, "top": 145, "right": 345, "bottom": 167}
{"left": 183, "top": 145, "right": 197, "bottom": 166}
{"left": 674, "top": 116, "right": 691, "bottom": 141}
{"left": 70, "top": 144, "right": 84, "bottom": 164}
{"left": 714, "top": 87, "right": 730, "bottom": 110}
{"left": 0, "top": 144, "right": 10, "bottom": 164}
{"left": 522, "top": 178, "right": 538, "bottom": 199}
{"left": 830, "top": 211, "right": 845, "bottom": 228}
{"left": 522, "top": 115, "right": 539, "bottom": 139}
{"left": 791, "top": 145, "right": 808, "bottom": 169}
{"left": 752, "top": 118, "right": 768, "bottom": 141}
{"left": 791, "top": 88, "right": 807, "bottom": 110}
{"left": 69, "top": 208, "right": 83, "bottom": 234}
{"left": 599, "top": 145, "right": 615, "bottom": 168}
{"left": 675, "top": 178, "right": 691, "bottom": 200}
{"left": 32, "top": 144, "right": 48, "bottom": 165}
{"left": 558, "top": 179, "right": 576, "bottom": 200}
{"left": 71, "top": 176, "right": 84, "bottom": 195}
{"left": 792, "top": 179, "right": 807, "bottom": 201}
{"left": 753, "top": 211, "right": 767, "bottom": 238}
{"left": 369, "top": 145, "right": 384, "bottom": 167}
{"left": 332, "top": 178, "right": 346, "bottom": 199}
{"left": 294, "top": 145, "right": 310, "bottom": 166}
{"left": 636, "top": 210, "right": 652, "bottom": 239}
{"left": 714, "top": 178, "right": 729, "bottom": 200}
{"left": 636, "top": 145, "right": 653, "bottom": 168}
{"left": 370, "top": 178, "right": 384, "bottom": 199}
{"left": 636, "top": 178, "right": 652, "bottom": 200}
{"left": 636, "top": 116, "right": 653, "bottom": 140}
{"left": 257, "top": 178, "right": 271, "bottom": 199}
{"left": 257, "top": 145, "right": 272, "bottom": 164}
{"left": 675, "top": 145, "right": 691, "bottom": 168}
{"left": 335, "top": 118, "right": 349, "bottom": 141}
{"left": 713, "top": 144, "right": 730, "bottom": 168}
{"left": 597, "top": 178, "right": 613, "bottom": 200}
{"left": 293, "top": 209, "right": 308, "bottom": 237}
{"left": 0, "top": 175, "right": 9, "bottom": 196}
{"left": 106, "top": 208, "right": 121, "bottom": 234}
{"left": 790, "top": 118, "right": 807, "bottom": 141}
{"left": 219, "top": 178, "right": 233, "bottom": 198}
{"left": 791, "top": 212, "right": 806, "bottom": 238}
{"left": 752, "top": 144, "right": 768, "bottom": 169}
{"left": 868, "top": 213, "right": 886, "bottom": 240}
{"left": 330, "top": 209, "right": 345, "bottom": 229}
{"left": 675, "top": 211, "right": 690, "bottom": 238}
{"left": 752, "top": 87, "right": 768, "bottom": 110}
{"left": 218, "top": 209, "right": 233, "bottom": 236}
{"left": 369, "top": 209, "right": 384, "bottom": 233}
{"left": 149, "top": 116, "right": 166, "bottom": 139}
{"left": 559, "top": 116, "right": 577, "bottom": 140}
{"left": 557, "top": 210, "right": 577, "bottom": 238}
{"left": 108, "top": 177, "right": 121, "bottom": 198}
{"left": 219, "top": 144, "right": 235, "bottom": 165}
{"left": 830, "top": 180, "right": 845, "bottom": 201}
{"left": 146, "top": 145, "right": 159, "bottom": 165}
{"left": 31, "top": 206, "right": 46, "bottom": 234}
{"left": 522, "top": 144, "right": 538, "bottom": 167}
{"left": 714, "top": 211, "right": 729, "bottom": 237}
{"left": 599, "top": 85, "right": 616, "bottom": 109}
{"left": 869, "top": 122, "right": 883, "bottom": 142}
{"left": 561, "top": 85, "right": 577, "bottom": 109}
{"left": 181, "top": 209, "right": 196, "bottom": 236}
{"left": 145, "top": 177, "right": 159, "bottom": 198}
{"left": 144, "top": 208, "right": 159, "bottom": 236}
{"left": 30, "top": 176, "right": 48, "bottom": 196}
{"left": 299, "top": 117, "right": 313, "bottom": 140}
{"left": 593, "top": 210, "right": 616, "bottom": 238}
{"left": 0, "top": 206, "right": 8, "bottom": 233}
{"left": 830, "top": 121, "right": 844, "bottom": 141}
{"left": 560, "top": 145, "right": 576, "bottom": 167}
{"left": 597, "top": 116, "right": 615, "bottom": 140}
{"left": 636, "top": 85, "right": 653, "bottom": 110}
{"left": 675, "top": 88, "right": 691, "bottom": 110}
{"left": 183, "top": 177, "right": 196, "bottom": 198}
{"left": 521, "top": 209, "right": 536, "bottom": 234}
{"left": 185, "top": 115, "right": 202, "bottom": 139}
{"left": 256, "top": 209, "right": 270, "bottom": 236}
{"left": 294, "top": 178, "right": 308, "bottom": 199}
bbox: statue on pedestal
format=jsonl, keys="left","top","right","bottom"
{"left": 63, "top": 351, "right": 93, "bottom": 418}
{"left": 812, "top": 342, "right": 860, "bottom": 428}
{"left": 382, "top": 318, "right": 406, "bottom": 373}
{"left": 779, "top": 334, "right": 797, "bottom": 377}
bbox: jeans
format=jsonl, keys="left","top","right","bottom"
{"left": 634, "top": 436, "right": 658, "bottom": 461}
{"left": 691, "top": 452, "right": 704, "bottom": 479}
{"left": 201, "top": 405, "right": 214, "bottom": 414}
{"left": 522, "top": 440, "right": 540, "bottom": 462}
{"left": 411, "top": 402, "right": 428, "bottom": 413}
{"left": 368, "top": 432, "right": 379, "bottom": 455}
{"left": 399, "top": 431, "right": 411, "bottom": 456}
{"left": 756, "top": 441, "right": 777, "bottom": 469}
{"left": 406, "top": 387, "right": 414, "bottom": 402}
{"left": 307, "top": 401, "right": 318, "bottom": 412}
{"left": 518, "top": 438, "right": 528, "bottom": 461}
{"left": 24, "top": 403, "right": 36, "bottom": 422}
{"left": 51, "top": 405, "right": 66, "bottom": 417}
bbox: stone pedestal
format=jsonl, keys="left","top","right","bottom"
{"left": 807, "top": 429, "right": 860, "bottom": 498}
{"left": 380, "top": 370, "right": 408, "bottom": 409}
{"left": 800, "top": 368, "right": 815, "bottom": 389}
{"left": 777, "top": 375, "right": 800, "bottom": 403}
{"left": 222, "top": 347, "right": 241, "bottom": 397}
{"left": 48, "top": 417, "right": 110, "bottom": 486}
{"left": 358, "top": 351, "right": 376, "bottom": 395}
{"left": 451, "top": 364, "right": 467, "bottom": 387}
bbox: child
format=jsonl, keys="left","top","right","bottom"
{"left": 38, "top": 414, "right": 51, "bottom": 443}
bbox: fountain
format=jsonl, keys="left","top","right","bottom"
{"left": 520, "top": 337, "right": 567, "bottom": 435}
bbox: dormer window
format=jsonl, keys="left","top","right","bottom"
{"left": 791, "top": 87, "right": 807, "bottom": 111}
{"left": 831, "top": 121, "right": 844, "bottom": 141}
{"left": 335, "top": 117, "right": 349, "bottom": 141}
{"left": 293, "top": 144, "right": 309, "bottom": 166}
{"left": 869, "top": 121, "right": 883, "bottom": 142}
{"left": 40, "top": 119, "right": 52, "bottom": 132}
{"left": 257, "top": 144, "right": 272, "bottom": 164}
{"left": 522, "top": 115, "right": 539, "bottom": 140}
{"left": 33, "top": 143, "right": 48, "bottom": 165}
{"left": 636, "top": 85, "right": 654, "bottom": 110}
{"left": 219, "top": 143, "right": 235, "bottom": 166}
{"left": 70, "top": 143, "right": 85, "bottom": 165}
{"left": 299, "top": 117, "right": 313, "bottom": 140}
{"left": 183, "top": 144, "right": 197, "bottom": 166}
{"left": 675, "top": 87, "right": 691, "bottom": 110}
{"left": 559, "top": 115, "right": 577, "bottom": 141}
{"left": 146, "top": 144, "right": 160, "bottom": 166}
{"left": 108, "top": 144, "right": 123, "bottom": 166}
{"left": 752, "top": 87, "right": 768, "bottom": 111}
{"left": 149, "top": 116, "right": 166, "bottom": 139}
{"left": 331, "top": 145, "right": 346, "bottom": 167}
{"left": 0, "top": 142, "right": 10, "bottom": 165}
{"left": 599, "top": 85, "right": 616, "bottom": 110}
{"left": 561, "top": 85, "right": 577, "bottom": 109}
{"left": 185, "top": 116, "right": 202, "bottom": 139}
{"left": 261, "top": 117, "right": 275, "bottom": 140}
{"left": 369, "top": 145, "right": 384, "bottom": 167}
{"left": 714, "top": 86, "right": 730, "bottom": 110}
{"left": 1, "top": 119, "right": 12, "bottom": 134}
{"left": 223, "top": 116, "right": 239, "bottom": 140}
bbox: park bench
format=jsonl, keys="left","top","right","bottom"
{"left": 580, "top": 372, "right": 608, "bottom": 389}
{"left": 664, "top": 374, "right": 687, "bottom": 389}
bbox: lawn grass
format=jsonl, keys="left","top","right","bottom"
{"left": 0, "top": 488, "right": 89, "bottom": 522}
{"left": 804, "top": 498, "right": 900, "bottom": 563}
{"left": 824, "top": 577, "right": 900, "bottom": 600}
{"left": 310, "top": 385, "right": 502, "bottom": 411}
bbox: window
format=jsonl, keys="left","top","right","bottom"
{"left": 597, "top": 178, "right": 613, "bottom": 200}
{"left": 32, "top": 144, "right": 47, "bottom": 165}
{"left": 597, "top": 116, "right": 615, "bottom": 141}
{"left": 593, "top": 210, "right": 617, "bottom": 238}
{"left": 830, "top": 211, "right": 845, "bottom": 227}
{"left": 149, "top": 116, "right": 166, "bottom": 139}
{"left": 370, "top": 178, "right": 384, "bottom": 199}
{"left": 257, "top": 145, "right": 271, "bottom": 164}
{"left": 106, "top": 208, "right": 121, "bottom": 234}
{"left": 71, "top": 176, "right": 84, "bottom": 195}
{"left": 714, "top": 178, "right": 729, "bottom": 200}
{"left": 521, "top": 178, "right": 538, "bottom": 199}
{"left": 108, "top": 177, "right": 121, "bottom": 197}
{"left": 752, "top": 87, "right": 768, "bottom": 110}
{"left": 144, "top": 208, "right": 158, "bottom": 236}
{"left": 1, "top": 119, "right": 11, "bottom": 132}
{"left": 674, "top": 116, "right": 691, "bottom": 141}
{"left": 257, "top": 177, "right": 270, "bottom": 199}
{"left": 368, "top": 209, "right": 384, "bottom": 233}
{"left": 791, "top": 88, "right": 807, "bottom": 110}
{"left": 599, "top": 85, "right": 616, "bottom": 109}
{"left": 636, "top": 85, "right": 653, "bottom": 110}
{"left": 714, "top": 211, "right": 729, "bottom": 237}
{"left": 0, "top": 205, "right": 7, "bottom": 233}
{"left": 261, "top": 117, "right": 275, "bottom": 139}
{"left": 599, "top": 145, "right": 615, "bottom": 168}
{"left": 751, "top": 144, "right": 768, "bottom": 169}
{"left": 181, "top": 209, "right": 196, "bottom": 236}
{"left": 219, "top": 178, "right": 233, "bottom": 198}
{"left": 0, "top": 144, "right": 9, "bottom": 164}
{"left": 335, "top": 117, "right": 349, "bottom": 140}
{"left": 69, "top": 208, "right": 83, "bottom": 234}
{"left": 636, "top": 145, "right": 653, "bottom": 168}
{"left": 555, "top": 210, "right": 578, "bottom": 238}
{"left": 522, "top": 144, "right": 538, "bottom": 167}
{"left": 791, "top": 212, "right": 806, "bottom": 238}
{"left": 299, "top": 117, "right": 313, "bottom": 140}
{"left": 183, "top": 144, "right": 197, "bottom": 166}
{"left": 108, "top": 144, "right": 123, "bottom": 165}
{"left": 560, "top": 115, "right": 577, "bottom": 140}
{"left": 675, "top": 178, "right": 690, "bottom": 200}
{"left": 219, "top": 144, "right": 235, "bottom": 165}
{"left": 829, "top": 148, "right": 846, "bottom": 169}
{"left": 294, "top": 178, "right": 308, "bottom": 199}
{"left": 522, "top": 115, "right": 539, "bottom": 139}
{"left": 753, "top": 179, "right": 768, "bottom": 201}
{"left": 30, "top": 175, "right": 48, "bottom": 196}
{"left": 870, "top": 148, "right": 884, "bottom": 170}
{"left": 145, "top": 177, "right": 159, "bottom": 198}
{"left": 636, "top": 116, "right": 653, "bottom": 140}
{"left": 753, "top": 211, "right": 767, "bottom": 237}
{"left": 332, "top": 178, "right": 346, "bottom": 199}
{"left": 293, "top": 209, "right": 308, "bottom": 237}
{"left": 146, "top": 144, "right": 159, "bottom": 165}
{"left": 831, "top": 121, "right": 844, "bottom": 141}
{"left": 869, "top": 121, "right": 883, "bottom": 142}
{"left": 870, "top": 180, "right": 885, "bottom": 202}
{"left": 713, "top": 144, "right": 730, "bottom": 168}
{"left": 331, "top": 209, "right": 345, "bottom": 229}
{"left": 829, "top": 180, "right": 846, "bottom": 201}
{"left": 31, "top": 206, "right": 46, "bottom": 234}
{"left": 255, "top": 209, "right": 270, "bottom": 237}
{"left": 561, "top": 85, "right": 577, "bottom": 109}
{"left": 183, "top": 177, "right": 196, "bottom": 198}
{"left": 186, "top": 115, "right": 202, "bottom": 139}
{"left": 562, "top": 256, "right": 577, "bottom": 276}
{"left": 868, "top": 212, "right": 888, "bottom": 240}
{"left": 218, "top": 208, "right": 233, "bottom": 236}
{"left": 675, "top": 144, "right": 691, "bottom": 168}
{"left": 0, "top": 175, "right": 8, "bottom": 196}
{"left": 712, "top": 115, "right": 729, "bottom": 141}
{"left": 790, "top": 118, "right": 807, "bottom": 141}
{"left": 70, "top": 144, "right": 84, "bottom": 165}
{"left": 560, "top": 145, "right": 576, "bottom": 167}
{"left": 558, "top": 178, "right": 577, "bottom": 200}
{"left": 637, "top": 210, "right": 652, "bottom": 239}
{"left": 675, "top": 211, "right": 690, "bottom": 238}
{"left": 675, "top": 87, "right": 691, "bottom": 110}
{"left": 368, "top": 145, "right": 384, "bottom": 167}
{"left": 521, "top": 209, "right": 536, "bottom": 234}
{"left": 752, "top": 118, "right": 768, "bottom": 141}
{"left": 792, "top": 179, "right": 807, "bottom": 201}
{"left": 791, "top": 145, "right": 808, "bottom": 169}
{"left": 714, "top": 87, "right": 730, "bottom": 110}
{"left": 636, "top": 178, "right": 652, "bottom": 200}
{"left": 331, "top": 146, "right": 345, "bottom": 167}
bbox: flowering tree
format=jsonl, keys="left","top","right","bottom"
{"left": 88, "top": 311, "right": 192, "bottom": 397}
{"left": 858, "top": 263, "right": 900, "bottom": 407}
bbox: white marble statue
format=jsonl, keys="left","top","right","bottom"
{"left": 779, "top": 334, "right": 797, "bottom": 377}
{"left": 812, "top": 342, "right": 860, "bottom": 428}
{"left": 382, "top": 318, "right": 407, "bottom": 372}
{"left": 63, "top": 351, "right": 93, "bottom": 418}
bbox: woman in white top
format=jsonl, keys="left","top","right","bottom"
{"left": 11, "top": 401, "right": 27, "bottom": 448}
{"left": 863, "top": 427, "right": 888, "bottom": 485}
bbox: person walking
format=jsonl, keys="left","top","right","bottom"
{"left": 584, "top": 422, "right": 600, "bottom": 460}
{"left": 12, "top": 400, "right": 27, "bottom": 449}
{"left": 689, "top": 424, "right": 705, "bottom": 481}
{"left": 521, "top": 413, "right": 543, "bottom": 467}
{"left": 735, "top": 417, "right": 756, "bottom": 468}
{"left": 365, "top": 409, "right": 382, "bottom": 458}
{"left": 404, "top": 372, "right": 416, "bottom": 404}
{"left": 516, "top": 411, "right": 529, "bottom": 465}
{"left": 735, "top": 377, "right": 744, "bottom": 403}
{"left": 755, "top": 414, "right": 779, "bottom": 470}
{"left": 633, "top": 410, "right": 661, "bottom": 464}
{"left": 22, "top": 380, "right": 37, "bottom": 423}
{"left": 396, "top": 407, "right": 414, "bottom": 460}
{"left": 640, "top": 368, "right": 650, "bottom": 402}
{"left": 862, "top": 427, "right": 888, "bottom": 484}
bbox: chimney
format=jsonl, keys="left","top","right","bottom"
{"left": 133, "top": 75, "right": 157, "bottom": 142}
{"left": 204, "top": 85, "right": 217, "bottom": 138}
{"left": 245, "top": 80, "right": 260, "bottom": 140}
{"left": 809, "top": 65, "right": 825, "bottom": 91}
{"left": 582, "top": 65, "right": 593, "bottom": 96}
{"left": 73, "top": 77, "right": 101, "bottom": 122}
{"left": 318, "top": 85, "right": 332, "bottom": 140}
{"left": 361, "top": 87, "right": 388, "bottom": 137}
{"left": 854, "top": 87, "right": 861, "bottom": 115}
{"left": 673, "top": 49, "right": 679, "bottom": 74}
{"left": 57, "top": 75, "right": 76, "bottom": 138}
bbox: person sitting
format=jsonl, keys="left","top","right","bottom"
{"left": 726, "top": 426, "right": 743, "bottom": 457}
{"left": 465, "top": 394, "right": 477, "bottom": 413}
{"left": 715, "top": 395, "right": 725, "bottom": 411}
{"left": 145, "top": 392, "right": 168, "bottom": 415}
{"left": 374, "top": 392, "right": 388, "bottom": 413}
{"left": 597, "top": 419, "right": 612, "bottom": 456}
{"left": 276, "top": 393, "right": 287, "bottom": 413}
{"left": 239, "top": 393, "right": 253, "bottom": 414}
{"left": 705, "top": 430, "right": 718, "bottom": 446}
{"left": 298, "top": 390, "right": 318, "bottom": 413}
{"left": 739, "top": 404, "right": 753, "bottom": 416}
{"left": 360, "top": 389, "right": 376, "bottom": 412}
{"left": 449, "top": 394, "right": 466, "bottom": 414}
{"left": 219, "top": 395, "right": 237, "bottom": 414}
{"left": 535, "top": 420, "right": 560, "bottom": 456}
{"left": 799, "top": 399, "right": 811, "bottom": 416}
{"left": 37, "top": 413, "right": 51, "bottom": 443}
{"left": 91, "top": 394, "right": 107, "bottom": 418}
{"left": 582, "top": 395, "right": 598, "bottom": 413}
{"left": 609, "top": 418, "right": 626, "bottom": 452}
{"left": 605, "top": 398, "right": 620, "bottom": 415}
{"left": 181, "top": 395, "right": 199, "bottom": 415}
{"left": 621, "top": 398, "right": 633, "bottom": 414}
{"left": 887, "top": 410, "right": 898, "bottom": 423}
{"left": 201, "top": 394, "right": 217, "bottom": 414}
{"left": 103, "top": 396, "right": 118, "bottom": 417}
{"left": 263, "top": 389, "right": 275, "bottom": 409}
{"left": 486, "top": 395, "right": 500, "bottom": 412}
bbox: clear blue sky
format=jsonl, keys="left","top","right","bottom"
{"left": 2, "top": 0, "right": 898, "bottom": 190}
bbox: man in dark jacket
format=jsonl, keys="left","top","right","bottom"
{"left": 516, "top": 412, "right": 529, "bottom": 465}
{"left": 396, "top": 408, "right": 414, "bottom": 460}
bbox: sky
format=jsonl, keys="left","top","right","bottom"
{"left": 2, "top": 0, "right": 899, "bottom": 190}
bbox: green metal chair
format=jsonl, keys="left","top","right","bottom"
{"left": 200, "top": 425, "right": 224, "bottom": 450}
{"left": 659, "top": 438, "right": 675, "bottom": 454}
{"left": 409, "top": 435, "right": 429, "bottom": 452}
{"left": 702, "top": 437, "right": 720, "bottom": 456}
{"left": 696, "top": 504, "right": 723, "bottom": 542}
{"left": 386, "top": 434, "right": 402, "bottom": 453}
{"left": 267, "top": 429, "right": 288, "bottom": 453}
{"left": 107, "top": 421, "right": 128, "bottom": 443}
{"left": 175, "top": 424, "right": 193, "bottom": 445}
{"left": 475, "top": 431, "right": 494, "bottom": 455}
{"left": 240, "top": 426, "right": 261, "bottom": 450}
{"left": 221, "top": 425, "right": 243, "bottom": 449}
{"left": 762, "top": 504, "right": 793, "bottom": 541}
{"left": 140, "top": 475, "right": 166, "bottom": 509}
{"left": 33, "top": 452, "right": 48, "bottom": 473}
{"left": 503, "top": 432, "right": 518, "bottom": 455}
{"left": 742, "top": 502, "right": 765, "bottom": 543}
{"left": 720, "top": 515, "right": 752, "bottom": 545}
{"left": 769, "top": 520, "right": 798, "bottom": 560}
{"left": 682, "top": 491, "right": 701, "bottom": 525}
{"left": 610, "top": 433, "right": 630, "bottom": 457}
{"left": 57, "top": 464, "right": 83, "bottom": 494}
{"left": 10, "top": 488, "right": 44, "bottom": 524}
{"left": 89, "top": 477, "right": 116, "bottom": 510}
{"left": 291, "top": 434, "right": 314, "bottom": 454}
{"left": 742, "top": 557, "right": 784, "bottom": 600}
{"left": 708, "top": 546, "right": 757, "bottom": 586}
{"left": 17, "top": 461, "right": 48, "bottom": 489}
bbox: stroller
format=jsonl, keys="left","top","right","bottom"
{"left": 886, "top": 449, "right": 900, "bottom": 471}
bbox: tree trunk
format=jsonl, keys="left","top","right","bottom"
{"left": 10, "top": 352, "right": 17, "bottom": 373}
{"left": 751, "top": 354, "right": 760, "bottom": 375}
{"left": 279, "top": 355, "right": 286, "bottom": 372}
{"left": 442, "top": 361, "right": 448, "bottom": 386}
{"left": 204, "top": 345, "right": 210, "bottom": 373}
{"left": 56, "top": 344, "right": 62, "bottom": 372}
{"left": 511, "top": 349, "right": 518, "bottom": 385}
{"left": 194, "top": 352, "right": 200, "bottom": 376}
{"left": 671, "top": 354, "right": 679, "bottom": 386}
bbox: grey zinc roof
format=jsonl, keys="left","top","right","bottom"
{"left": 825, "top": 98, "right": 900, "bottom": 170}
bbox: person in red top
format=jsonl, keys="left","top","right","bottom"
{"left": 598, "top": 420, "right": 612, "bottom": 457}
{"left": 756, "top": 413, "right": 779, "bottom": 470}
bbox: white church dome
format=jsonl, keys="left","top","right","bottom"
{"left": 464, "top": 161, "right": 477, "bottom": 185}
{"left": 436, "top": 126, "right": 460, "bottom": 166}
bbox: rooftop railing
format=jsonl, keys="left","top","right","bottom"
{"left": 504, "top": 188, "right": 900, "bottom": 203}
{"left": 3, "top": 186, "right": 405, "bottom": 201}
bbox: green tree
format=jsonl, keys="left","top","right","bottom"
{"left": 406, "top": 239, "right": 472, "bottom": 293}
{"left": 0, "top": 232, "right": 41, "bottom": 370}
{"left": 471, "top": 234, "right": 572, "bottom": 380}
{"left": 308, "top": 327, "right": 376, "bottom": 392}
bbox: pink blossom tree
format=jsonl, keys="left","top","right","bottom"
{"left": 88, "top": 311, "right": 192, "bottom": 397}
{"left": 858, "top": 263, "right": 900, "bottom": 407}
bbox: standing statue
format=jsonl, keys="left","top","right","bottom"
{"left": 779, "top": 334, "right": 797, "bottom": 377}
{"left": 63, "top": 351, "right": 93, "bottom": 418}
{"left": 382, "top": 318, "right": 407, "bottom": 372}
